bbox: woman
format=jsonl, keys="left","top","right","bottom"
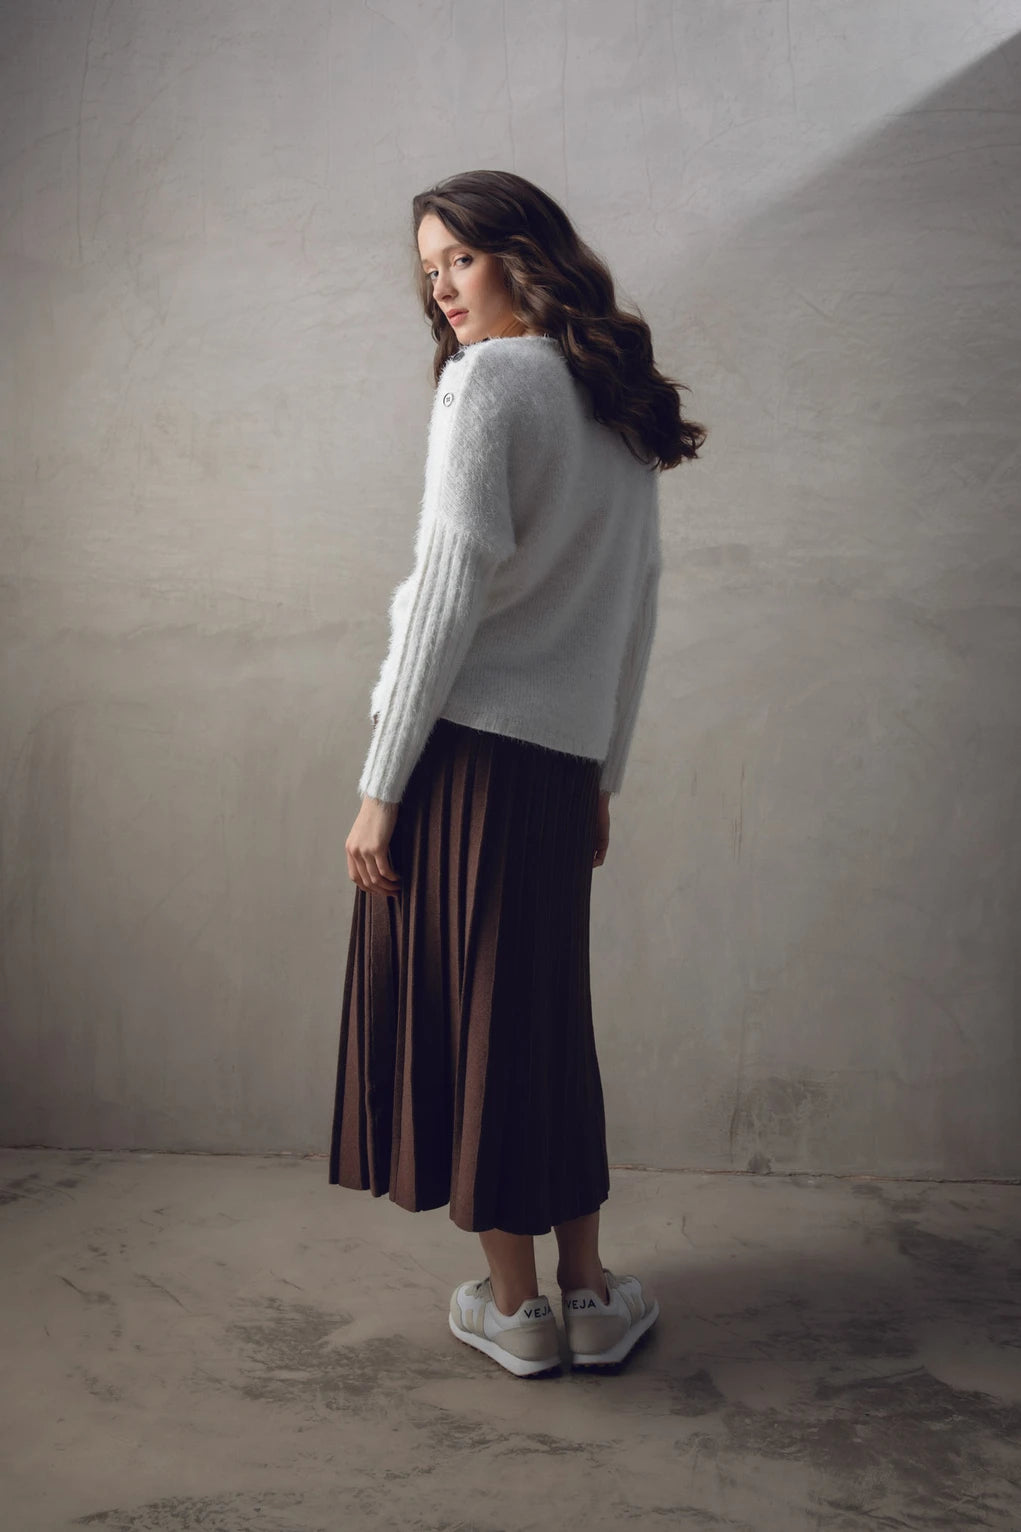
{"left": 329, "top": 170, "right": 706, "bottom": 1378}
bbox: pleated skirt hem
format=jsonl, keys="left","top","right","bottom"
{"left": 330, "top": 1175, "right": 611, "bottom": 1239}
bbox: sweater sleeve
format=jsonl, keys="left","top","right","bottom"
{"left": 358, "top": 345, "right": 521, "bottom": 804}
{"left": 358, "top": 519, "right": 502, "bottom": 803}
{"left": 599, "top": 551, "right": 661, "bottom": 797}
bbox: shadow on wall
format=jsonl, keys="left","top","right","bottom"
{"left": 609, "top": 34, "right": 1021, "bottom": 1180}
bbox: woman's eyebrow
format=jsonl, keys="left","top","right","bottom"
{"left": 420, "top": 245, "right": 464, "bottom": 267}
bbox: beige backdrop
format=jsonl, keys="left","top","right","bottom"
{"left": 2, "top": 0, "right": 1019, "bottom": 1175}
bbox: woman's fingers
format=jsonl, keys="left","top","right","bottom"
{"left": 346, "top": 792, "right": 402, "bottom": 895}
{"left": 593, "top": 798, "right": 610, "bottom": 867}
{"left": 347, "top": 845, "right": 402, "bottom": 896}
{"left": 370, "top": 852, "right": 401, "bottom": 894}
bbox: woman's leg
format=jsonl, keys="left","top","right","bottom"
{"left": 478, "top": 1228, "right": 540, "bottom": 1315}
{"left": 553, "top": 1209, "right": 610, "bottom": 1301}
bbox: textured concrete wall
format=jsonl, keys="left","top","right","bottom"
{"left": 2, "top": 2, "right": 1019, "bottom": 1174}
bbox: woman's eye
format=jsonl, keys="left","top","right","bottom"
{"left": 426, "top": 256, "right": 471, "bottom": 279}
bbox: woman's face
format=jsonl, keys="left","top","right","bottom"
{"left": 417, "top": 211, "right": 534, "bottom": 344}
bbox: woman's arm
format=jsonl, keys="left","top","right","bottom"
{"left": 598, "top": 552, "right": 661, "bottom": 797}
{"left": 356, "top": 343, "right": 522, "bottom": 804}
{"left": 358, "top": 518, "right": 503, "bottom": 803}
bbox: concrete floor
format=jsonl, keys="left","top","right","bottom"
{"left": 2, "top": 1151, "right": 1020, "bottom": 1531}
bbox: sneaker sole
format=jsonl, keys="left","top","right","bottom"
{"left": 448, "top": 1313, "right": 562, "bottom": 1378}
{"left": 569, "top": 1297, "right": 660, "bottom": 1368}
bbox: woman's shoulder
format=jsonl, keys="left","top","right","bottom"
{"left": 444, "top": 335, "right": 566, "bottom": 388}
{"left": 450, "top": 335, "right": 573, "bottom": 416}
{"left": 439, "top": 337, "right": 568, "bottom": 437}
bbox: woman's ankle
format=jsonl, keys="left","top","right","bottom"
{"left": 489, "top": 1275, "right": 540, "bottom": 1316}
{"left": 556, "top": 1264, "right": 609, "bottom": 1303}
{"left": 478, "top": 1227, "right": 539, "bottom": 1317}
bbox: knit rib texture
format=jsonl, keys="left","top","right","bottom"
{"left": 359, "top": 335, "right": 661, "bottom": 805}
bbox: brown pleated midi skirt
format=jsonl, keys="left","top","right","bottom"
{"left": 328, "top": 716, "right": 610, "bottom": 1236}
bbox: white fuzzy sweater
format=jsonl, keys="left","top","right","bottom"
{"left": 359, "top": 334, "right": 662, "bottom": 805}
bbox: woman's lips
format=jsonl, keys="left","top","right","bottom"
{"left": 449, "top": 310, "right": 468, "bottom": 324}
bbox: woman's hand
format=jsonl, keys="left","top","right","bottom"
{"left": 346, "top": 795, "right": 402, "bottom": 896}
{"left": 593, "top": 789, "right": 611, "bottom": 868}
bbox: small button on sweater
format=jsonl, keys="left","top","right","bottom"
{"left": 360, "top": 333, "right": 662, "bottom": 805}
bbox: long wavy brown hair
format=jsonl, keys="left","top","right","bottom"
{"left": 411, "top": 170, "right": 706, "bottom": 471}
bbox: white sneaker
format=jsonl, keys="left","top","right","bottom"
{"left": 561, "top": 1267, "right": 659, "bottom": 1367}
{"left": 449, "top": 1277, "right": 561, "bottom": 1377}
